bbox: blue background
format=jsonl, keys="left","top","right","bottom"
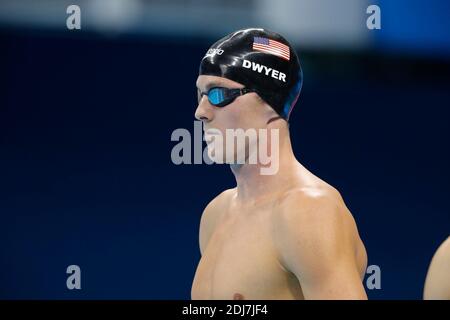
{"left": 1, "top": 11, "right": 449, "bottom": 300}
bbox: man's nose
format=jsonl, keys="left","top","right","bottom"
{"left": 194, "top": 96, "right": 213, "bottom": 122}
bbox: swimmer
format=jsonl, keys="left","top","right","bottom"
{"left": 191, "top": 28, "right": 367, "bottom": 300}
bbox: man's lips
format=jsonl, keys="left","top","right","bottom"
{"left": 204, "top": 128, "right": 221, "bottom": 135}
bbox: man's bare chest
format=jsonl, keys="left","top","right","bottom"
{"left": 192, "top": 211, "right": 302, "bottom": 300}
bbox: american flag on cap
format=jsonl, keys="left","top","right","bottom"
{"left": 252, "top": 37, "right": 290, "bottom": 61}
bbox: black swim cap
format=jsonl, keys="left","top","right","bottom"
{"left": 199, "top": 28, "right": 303, "bottom": 121}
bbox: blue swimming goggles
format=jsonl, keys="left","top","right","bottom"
{"left": 197, "top": 87, "right": 255, "bottom": 108}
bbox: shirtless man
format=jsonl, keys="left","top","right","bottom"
{"left": 191, "top": 28, "right": 367, "bottom": 300}
{"left": 424, "top": 236, "right": 450, "bottom": 299}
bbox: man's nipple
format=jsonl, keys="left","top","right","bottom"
{"left": 233, "top": 293, "right": 244, "bottom": 300}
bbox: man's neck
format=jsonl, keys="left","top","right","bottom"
{"left": 230, "top": 131, "right": 299, "bottom": 204}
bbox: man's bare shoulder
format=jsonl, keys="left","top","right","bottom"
{"left": 272, "top": 185, "right": 367, "bottom": 294}
{"left": 272, "top": 184, "right": 360, "bottom": 259}
{"left": 271, "top": 184, "right": 367, "bottom": 299}
{"left": 275, "top": 184, "right": 348, "bottom": 226}
{"left": 199, "top": 188, "right": 236, "bottom": 254}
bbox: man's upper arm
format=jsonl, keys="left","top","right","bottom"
{"left": 274, "top": 190, "right": 367, "bottom": 300}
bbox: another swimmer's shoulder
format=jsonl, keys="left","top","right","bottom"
{"left": 434, "top": 236, "right": 450, "bottom": 272}
{"left": 432, "top": 236, "right": 450, "bottom": 264}
{"left": 424, "top": 236, "right": 450, "bottom": 299}
{"left": 440, "top": 236, "right": 450, "bottom": 250}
